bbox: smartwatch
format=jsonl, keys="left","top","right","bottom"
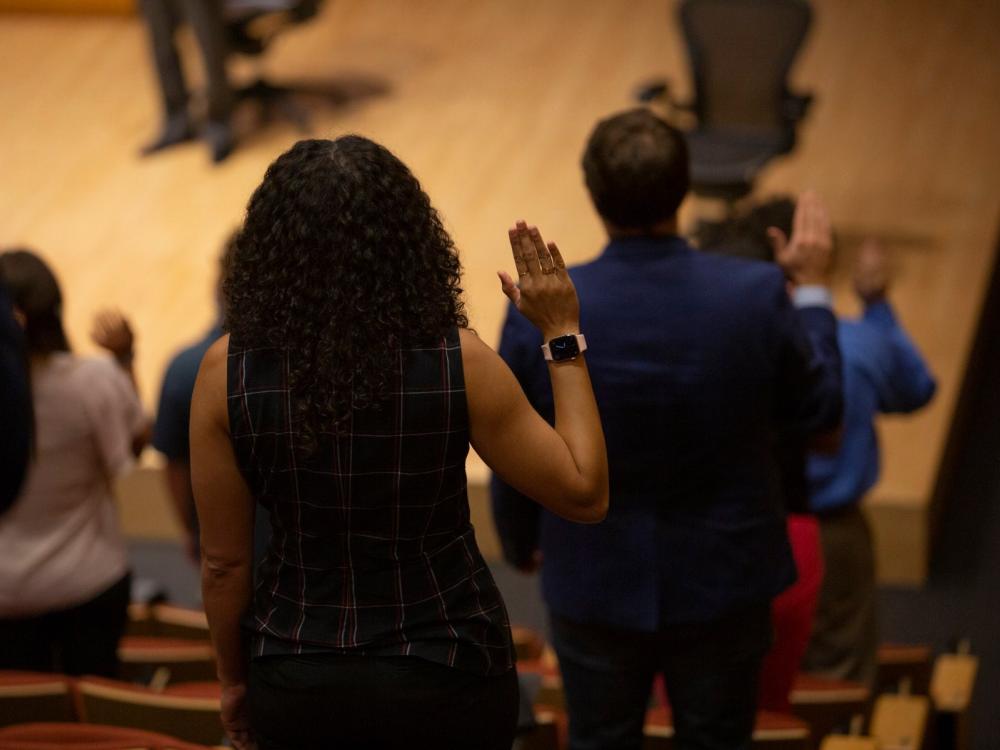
{"left": 542, "top": 333, "right": 587, "bottom": 362}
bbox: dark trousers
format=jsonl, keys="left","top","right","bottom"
{"left": 138, "top": 0, "right": 232, "bottom": 121}
{"left": 249, "top": 653, "right": 520, "bottom": 750}
{"left": 0, "top": 572, "right": 131, "bottom": 678}
{"left": 550, "top": 602, "right": 772, "bottom": 750}
{"left": 803, "top": 504, "right": 877, "bottom": 686}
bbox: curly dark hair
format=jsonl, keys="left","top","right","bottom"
{"left": 225, "top": 137, "right": 467, "bottom": 452}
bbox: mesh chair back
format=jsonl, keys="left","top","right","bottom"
{"left": 680, "top": 0, "right": 811, "bottom": 133}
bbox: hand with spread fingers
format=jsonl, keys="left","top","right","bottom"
{"left": 498, "top": 221, "right": 580, "bottom": 342}
{"left": 769, "top": 190, "right": 834, "bottom": 286}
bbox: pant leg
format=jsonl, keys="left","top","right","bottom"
{"left": 0, "top": 613, "right": 58, "bottom": 672}
{"left": 57, "top": 572, "right": 132, "bottom": 677}
{"left": 176, "top": 0, "right": 233, "bottom": 122}
{"left": 803, "top": 506, "right": 878, "bottom": 685}
{"left": 249, "top": 653, "right": 519, "bottom": 750}
{"left": 758, "top": 515, "right": 825, "bottom": 712}
{"left": 138, "top": 0, "right": 188, "bottom": 118}
{"left": 549, "top": 615, "right": 656, "bottom": 750}
{"left": 659, "top": 601, "right": 772, "bottom": 750}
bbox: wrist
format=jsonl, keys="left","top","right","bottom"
{"left": 540, "top": 325, "right": 580, "bottom": 342}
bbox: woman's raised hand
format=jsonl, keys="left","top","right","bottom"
{"left": 498, "top": 221, "right": 580, "bottom": 341}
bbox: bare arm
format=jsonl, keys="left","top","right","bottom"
{"left": 91, "top": 309, "right": 151, "bottom": 456}
{"left": 189, "top": 334, "right": 255, "bottom": 750}
{"left": 466, "top": 223, "right": 608, "bottom": 523}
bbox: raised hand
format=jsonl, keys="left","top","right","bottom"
{"left": 769, "top": 190, "right": 834, "bottom": 286}
{"left": 854, "top": 237, "right": 891, "bottom": 303}
{"left": 91, "top": 309, "right": 135, "bottom": 363}
{"left": 498, "top": 221, "right": 580, "bottom": 341}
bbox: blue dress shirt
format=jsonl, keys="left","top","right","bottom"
{"left": 807, "top": 300, "right": 936, "bottom": 513}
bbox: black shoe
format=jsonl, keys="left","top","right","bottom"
{"left": 140, "top": 114, "right": 195, "bottom": 156}
{"left": 203, "top": 120, "right": 236, "bottom": 164}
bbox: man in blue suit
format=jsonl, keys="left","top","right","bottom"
{"left": 491, "top": 109, "right": 843, "bottom": 750}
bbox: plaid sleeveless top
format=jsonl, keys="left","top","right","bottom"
{"left": 228, "top": 328, "right": 514, "bottom": 675}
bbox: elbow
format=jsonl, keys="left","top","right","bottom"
{"left": 565, "top": 480, "right": 609, "bottom": 524}
{"left": 201, "top": 553, "right": 251, "bottom": 589}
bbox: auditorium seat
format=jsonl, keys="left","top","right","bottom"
{"left": 875, "top": 643, "right": 933, "bottom": 697}
{"left": 0, "top": 672, "right": 77, "bottom": 728}
{"left": 789, "top": 673, "right": 870, "bottom": 747}
{"left": 0, "top": 722, "right": 215, "bottom": 750}
{"left": 643, "top": 707, "right": 810, "bottom": 749}
{"left": 515, "top": 709, "right": 562, "bottom": 750}
{"left": 818, "top": 737, "right": 877, "bottom": 750}
{"left": 117, "top": 637, "right": 217, "bottom": 686}
{"left": 869, "top": 693, "right": 930, "bottom": 750}
{"left": 148, "top": 605, "right": 210, "bottom": 641}
{"left": 75, "top": 677, "right": 223, "bottom": 746}
{"left": 125, "top": 603, "right": 158, "bottom": 638}
{"left": 516, "top": 652, "right": 565, "bottom": 710}
{"left": 930, "top": 650, "right": 978, "bottom": 750}
{"left": 511, "top": 625, "right": 546, "bottom": 662}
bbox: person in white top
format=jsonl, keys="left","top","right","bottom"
{"left": 0, "top": 249, "right": 149, "bottom": 677}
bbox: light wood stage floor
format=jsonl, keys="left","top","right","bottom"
{"left": 1, "top": 0, "right": 998, "bottom": 583}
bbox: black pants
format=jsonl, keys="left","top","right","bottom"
{"left": 0, "top": 572, "right": 131, "bottom": 677}
{"left": 249, "top": 653, "right": 519, "bottom": 750}
{"left": 138, "top": 0, "right": 233, "bottom": 121}
{"left": 550, "top": 602, "right": 772, "bottom": 750}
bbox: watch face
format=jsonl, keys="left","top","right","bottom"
{"left": 549, "top": 335, "right": 580, "bottom": 361}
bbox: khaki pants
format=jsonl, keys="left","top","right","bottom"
{"left": 802, "top": 504, "right": 877, "bottom": 686}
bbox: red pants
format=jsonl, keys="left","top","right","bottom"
{"left": 758, "top": 515, "right": 824, "bottom": 712}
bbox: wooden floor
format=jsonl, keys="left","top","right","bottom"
{"left": 1, "top": 1, "right": 998, "bottom": 582}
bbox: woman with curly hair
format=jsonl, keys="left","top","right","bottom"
{"left": 190, "top": 136, "right": 608, "bottom": 749}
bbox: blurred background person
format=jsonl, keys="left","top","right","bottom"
{"left": 699, "top": 196, "right": 832, "bottom": 714}
{"left": 152, "top": 233, "right": 235, "bottom": 564}
{"left": 804, "top": 238, "right": 936, "bottom": 686}
{"left": 0, "top": 250, "right": 149, "bottom": 677}
{"left": 190, "top": 137, "right": 608, "bottom": 749}
{"left": 138, "top": 0, "right": 234, "bottom": 162}
{"left": 0, "top": 281, "right": 31, "bottom": 516}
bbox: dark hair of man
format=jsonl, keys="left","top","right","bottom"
{"left": 582, "top": 108, "right": 691, "bottom": 231}
{"left": 697, "top": 197, "right": 795, "bottom": 262}
{"left": 224, "top": 136, "right": 468, "bottom": 454}
{"left": 0, "top": 249, "right": 70, "bottom": 356}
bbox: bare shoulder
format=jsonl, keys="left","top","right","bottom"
{"left": 193, "top": 334, "right": 230, "bottom": 423}
{"left": 197, "top": 334, "right": 230, "bottom": 382}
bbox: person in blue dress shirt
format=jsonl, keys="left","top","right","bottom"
{"left": 492, "top": 109, "right": 844, "bottom": 750}
{"left": 803, "top": 238, "right": 936, "bottom": 685}
{"left": 152, "top": 236, "right": 234, "bottom": 562}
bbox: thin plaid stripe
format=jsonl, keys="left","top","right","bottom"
{"left": 228, "top": 328, "right": 514, "bottom": 676}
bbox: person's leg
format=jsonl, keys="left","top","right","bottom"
{"left": 758, "top": 515, "right": 824, "bottom": 712}
{"left": 249, "top": 653, "right": 519, "bottom": 749}
{"left": 803, "top": 505, "right": 877, "bottom": 685}
{"left": 176, "top": 0, "right": 235, "bottom": 162}
{"left": 0, "top": 613, "right": 57, "bottom": 672}
{"left": 550, "top": 614, "right": 656, "bottom": 750}
{"left": 659, "top": 601, "right": 771, "bottom": 750}
{"left": 137, "top": 0, "right": 195, "bottom": 153}
{"left": 58, "top": 573, "right": 131, "bottom": 677}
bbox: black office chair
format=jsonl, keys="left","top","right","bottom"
{"left": 638, "top": 0, "right": 814, "bottom": 204}
{"left": 223, "top": 0, "right": 325, "bottom": 131}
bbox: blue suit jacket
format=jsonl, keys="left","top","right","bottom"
{"left": 490, "top": 236, "right": 842, "bottom": 630}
